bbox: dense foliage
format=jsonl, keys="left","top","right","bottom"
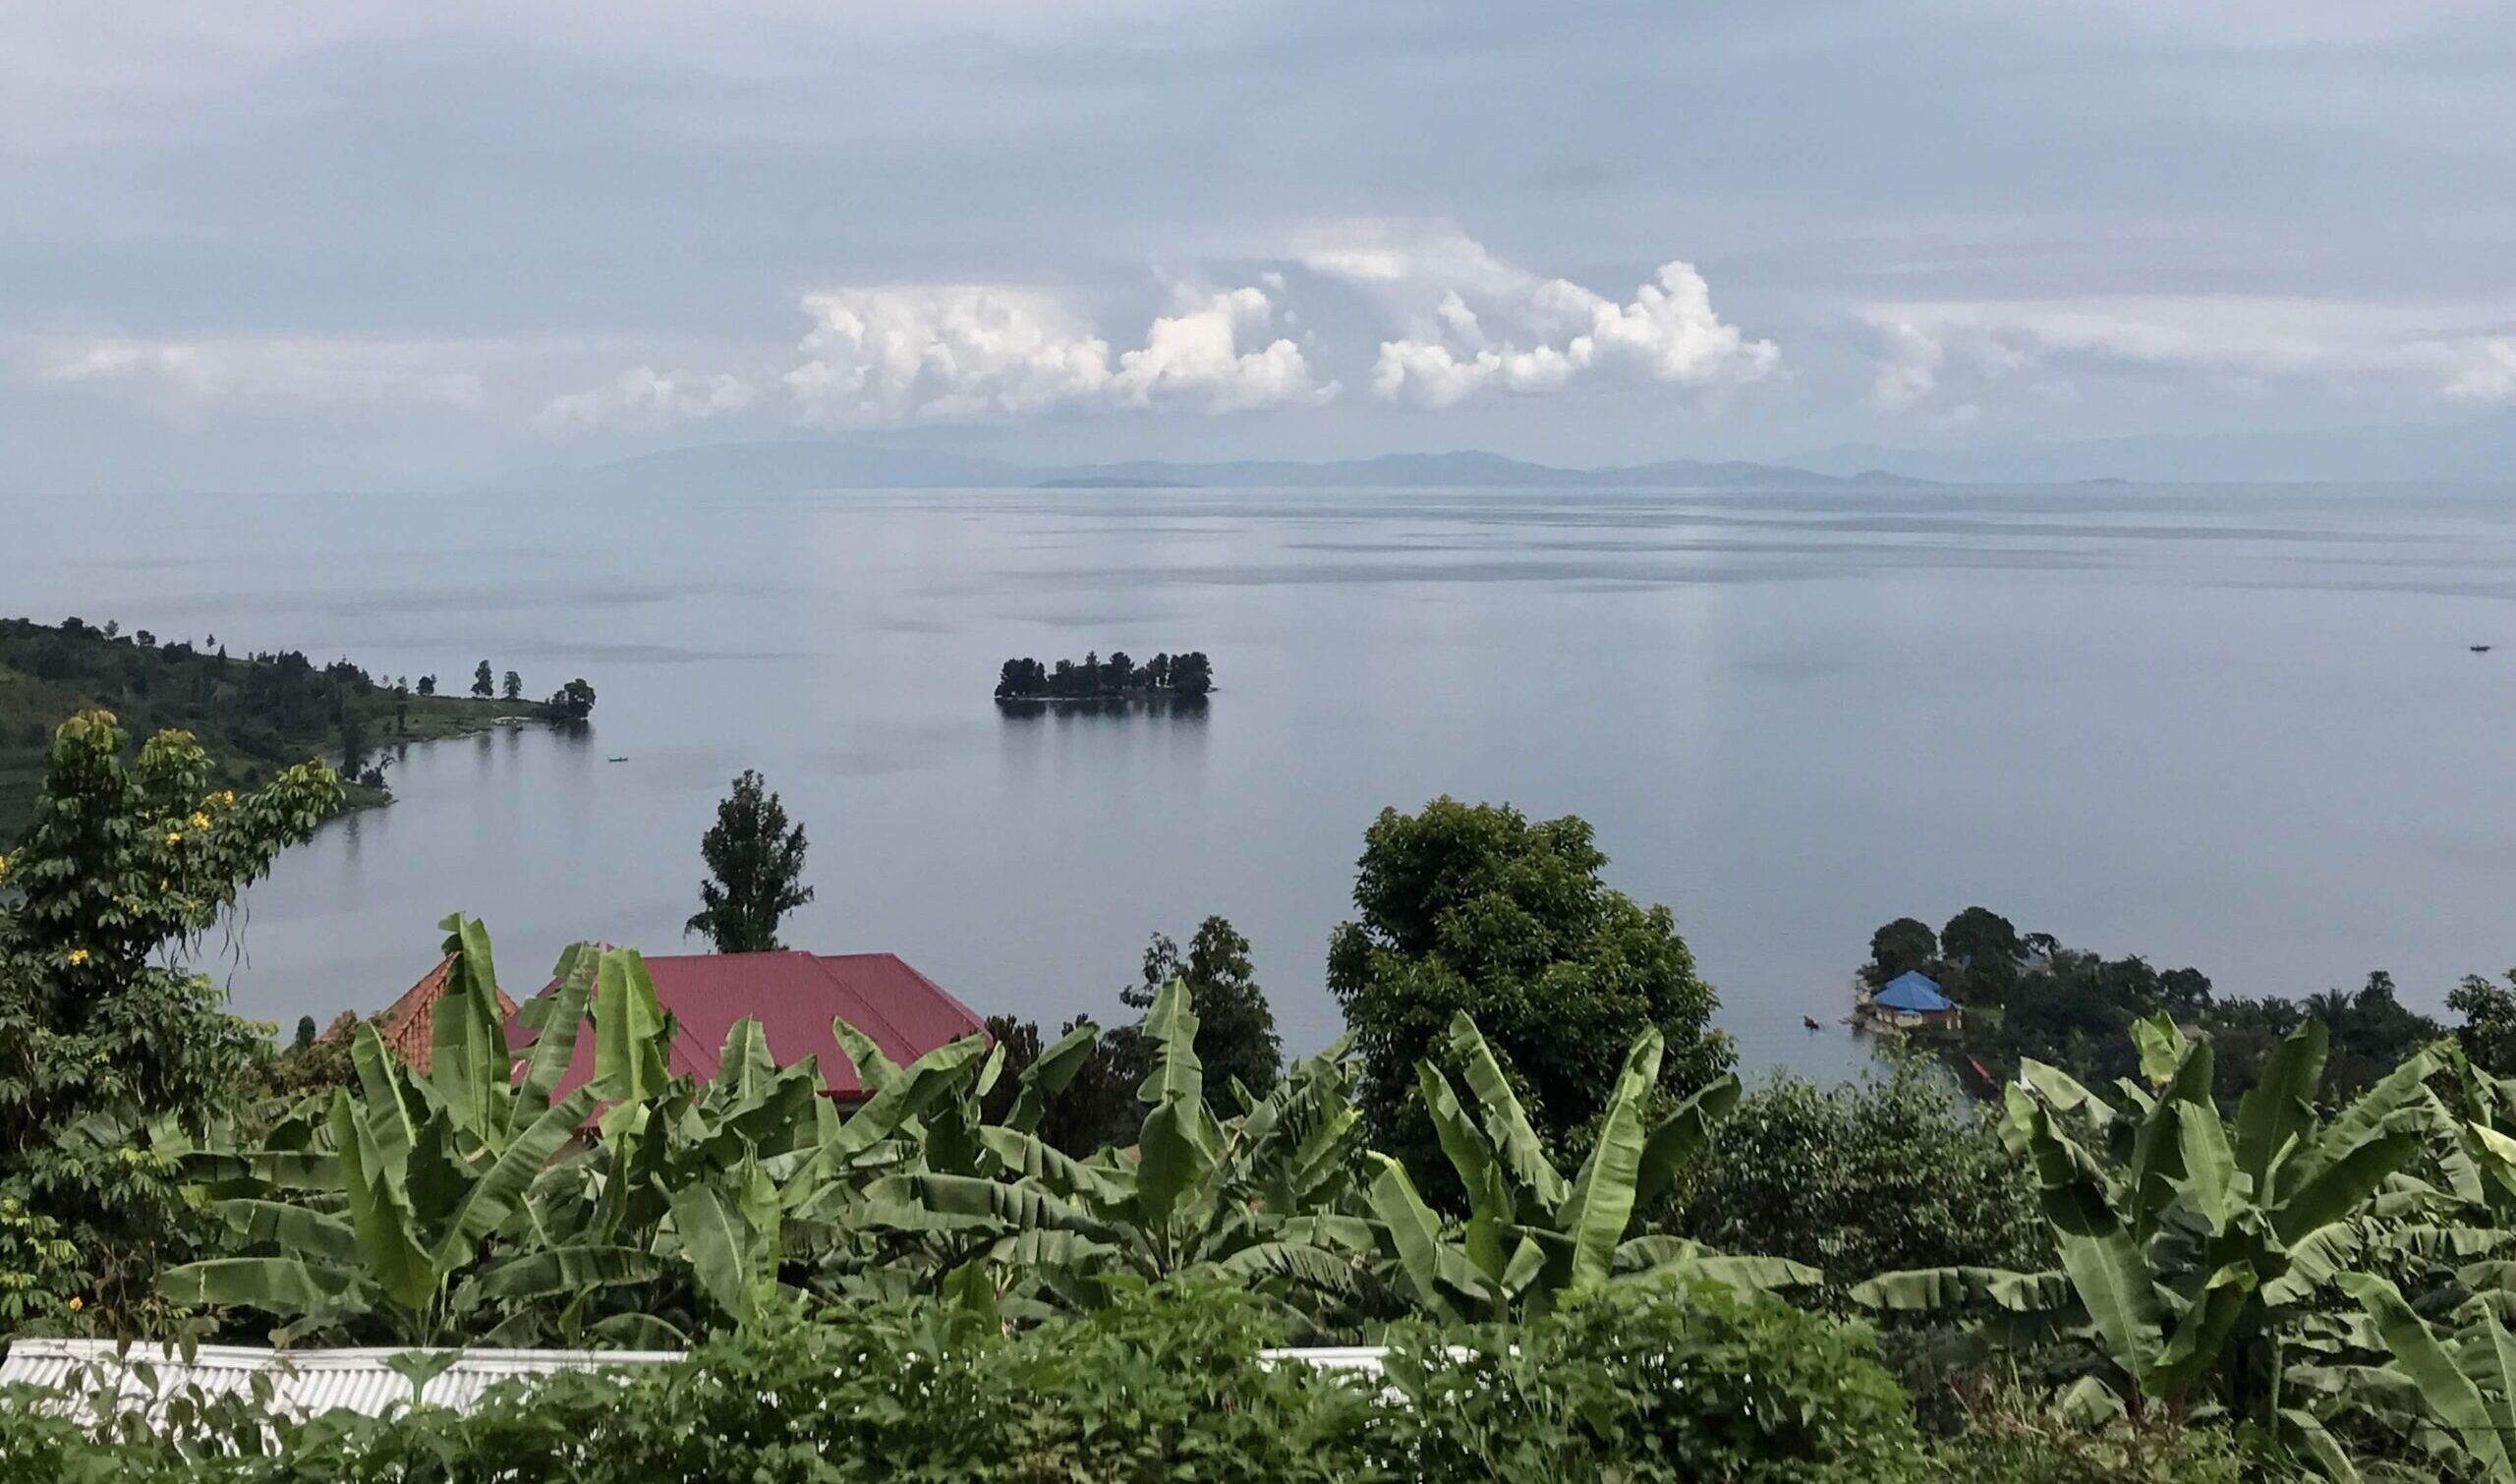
{"left": 1668, "top": 1057, "right": 2049, "bottom": 1308}
{"left": 989, "top": 916, "right": 1287, "bottom": 1152}
{"left": 0, "top": 712, "right": 339, "bottom": 1329}
{"left": 0, "top": 617, "right": 572, "bottom": 837}
{"left": 1330, "top": 797, "right": 1733, "bottom": 1187}
{"left": 684, "top": 769, "right": 814, "bottom": 953}
{"left": 995, "top": 648, "right": 1213, "bottom": 700}
{"left": 0, "top": 1282, "right": 1949, "bottom": 1482}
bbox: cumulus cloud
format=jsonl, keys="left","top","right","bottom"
{"left": 1299, "top": 224, "right": 1778, "bottom": 409}
{"left": 41, "top": 336, "right": 485, "bottom": 407}
{"left": 782, "top": 282, "right": 1317, "bottom": 425}
{"left": 535, "top": 367, "right": 756, "bottom": 431}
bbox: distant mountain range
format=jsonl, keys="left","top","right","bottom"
{"left": 1799, "top": 409, "right": 2516, "bottom": 485}
{"left": 495, "top": 442, "right": 1921, "bottom": 495}
{"left": 494, "top": 407, "right": 2516, "bottom": 496}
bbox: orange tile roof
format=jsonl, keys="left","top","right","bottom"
{"left": 351, "top": 955, "right": 522, "bottom": 1073}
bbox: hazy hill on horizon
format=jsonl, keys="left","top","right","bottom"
{"left": 494, "top": 442, "right": 1919, "bottom": 496}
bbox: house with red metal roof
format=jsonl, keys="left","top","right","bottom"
{"left": 506, "top": 950, "right": 986, "bottom": 1107}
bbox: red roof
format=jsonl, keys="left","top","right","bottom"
{"left": 339, "top": 956, "right": 521, "bottom": 1074}
{"left": 509, "top": 951, "right": 985, "bottom": 1104}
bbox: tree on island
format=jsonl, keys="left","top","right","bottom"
{"left": 994, "top": 648, "right": 1214, "bottom": 700}
{"left": 501, "top": 669, "right": 522, "bottom": 702}
{"left": 546, "top": 678, "right": 597, "bottom": 721}
{"left": 687, "top": 770, "right": 815, "bottom": 953}
{"left": 472, "top": 660, "right": 494, "bottom": 699}
{"left": 1328, "top": 796, "right": 1733, "bottom": 1190}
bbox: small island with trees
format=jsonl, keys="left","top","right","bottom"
{"left": 994, "top": 649, "right": 1212, "bottom": 704}
{"left": 0, "top": 615, "right": 596, "bottom": 837}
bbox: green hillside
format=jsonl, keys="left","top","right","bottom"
{"left": 0, "top": 616, "right": 585, "bottom": 842}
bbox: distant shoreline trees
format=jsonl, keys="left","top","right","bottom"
{"left": 995, "top": 649, "right": 1212, "bottom": 702}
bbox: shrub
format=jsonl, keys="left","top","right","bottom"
{"left": 1666, "top": 1056, "right": 2047, "bottom": 1309}
{"left": 1379, "top": 1280, "right": 1927, "bottom": 1484}
{"left": 0, "top": 1282, "right": 1925, "bottom": 1482}
{"left": 1925, "top": 1395, "right": 2259, "bottom": 1484}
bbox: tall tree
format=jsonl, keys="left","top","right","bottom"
{"left": 1122, "top": 916, "right": 1283, "bottom": 1117}
{"left": 1328, "top": 797, "right": 1732, "bottom": 1186}
{"left": 686, "top": 770, "right": 815, "bottom": 953}
{"left": 471, "top": 660, "right": 493, "bottom": 699}
{"left": 0, "top": 712, "right": 339, "bottom": 1326}
{"left": 501, "top": 669, "right": 522, "bottom": 702}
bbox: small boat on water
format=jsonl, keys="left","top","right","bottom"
{"left": 2473, "top": 645, "right": 2495, "bottom": 654}
{"left": 1802, "top": 1014, "right": 1823, "bottom": 1030}
{"left": 605, "top": 756, "right": 629, "bottom": 763}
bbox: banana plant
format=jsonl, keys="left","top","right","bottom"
{"left": 1362, "top": 1011, "right": 1811, "bottom": 1322}
{"left": 858, "top": 980, "right": 1374, "bottom": 1318}
{"left": 162, "top": 918, "right": 624, "bottom": 1343}
{"left": 1854, "top": 1014, "right": 2452, "bottom": 1435}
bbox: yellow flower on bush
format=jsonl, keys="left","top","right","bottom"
{"left": 66, "top": 1297, "right": 82, "bottom": 1313}
{"left": 221, "top": 790, "right": 236, "bottom": 806}
{"left": 165, "top": 830, "right": 182, "bottom": 845}
{"left": 188, "top": 811, "right": 211, "bottom": 830}
{"left": 66, "top": 947, "right": 88, "bottom": 966}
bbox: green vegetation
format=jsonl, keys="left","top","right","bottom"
{"left": 995, "top": 648, "right": 1212, "bottom": 700}
{"left": 0, "top": 617, "right": 586, "bottom": 840}
{"left": 0, "top": 712, "right": 339, "bottom": 1328}
{"left": 1668, "top": 1057, "right": 2050, "bottom": 1310}
{"left": 18, "top": 761, "right": 2516, "bottom": 1478}
{"left": 0, "top": 1283, "right": 1950, "bottom": 1482}
{"left": 685, "top": 769, "right": 813, "bottom": 953}
{"left": 1861, "top": 905, "right": 2445, "bottom": 1104}
{"left": 986, "top": 915, "right": 1286, "bottom": 1154}
{"left": 1330, "top": 797, "right": 1732, "bottom": 1188}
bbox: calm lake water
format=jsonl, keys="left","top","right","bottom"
{"left": 11, "top": 481, "right": 2516, "bottom": 1081}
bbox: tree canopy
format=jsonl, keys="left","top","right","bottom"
{"left": 1328, "top": 797, "right": 1732, "bottom": 1185}
{"left": 0, "top": 711, "right": 338, "bottom": 1326}
{"left": 686, "top": 770, "right": 815, "bottom": 953}
{"left": 996, "top": 650, "right": 1214, "bottom": 701}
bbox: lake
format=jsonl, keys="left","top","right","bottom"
{"left": 11, "top": 481, "right": 2516, "bottom": 1082}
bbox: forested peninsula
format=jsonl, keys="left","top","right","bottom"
{"left": 995, "top": 649, "right": 1212, "bottom": 702}
{"left": 0, "top": 616, "right": 594, "bottom": 840}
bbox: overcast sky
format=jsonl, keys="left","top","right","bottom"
{"left": 7, "top": 0, "right": 2515, "bottom": 490}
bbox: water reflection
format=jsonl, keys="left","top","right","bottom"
{"left": 7, "top": 483, "right": 2514, "bottom": 1085}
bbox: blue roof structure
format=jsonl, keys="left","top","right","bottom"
{"left": 1874, "top": 971, "right": 1953, "bottom": 1013}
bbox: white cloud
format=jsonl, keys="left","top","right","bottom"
{"left": 1869, "top": 320, "right": 1944, "bottom": 410}
{"left": 534, "top": 366, "right": 756, "bottom": 431}
{"left": 1300, "top": 224, "right": 1778, "bottom": 409}
{"left": 782, "top": 282, "right": 1317, "bottom": 425}
{"left": 1111, "top": 287, "right": 1323, "bottom": 411}
{"left": 39, "top": 336, "right": 486, "bottom": 407}
{"left": 1863, "top": 297, "right": 2516, "bottom": 414}
{"left": 2446, "top": 339, "right": 2516, "bottom": 405}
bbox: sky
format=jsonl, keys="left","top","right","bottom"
{"left": 6, "top": 0, "right": 2516, "bottom": 491}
